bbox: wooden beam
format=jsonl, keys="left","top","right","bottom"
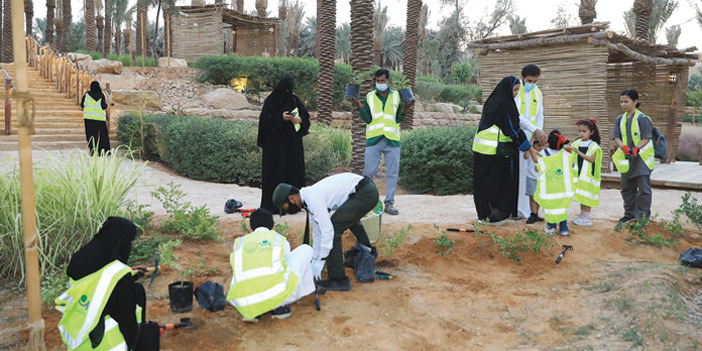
{"left": 467, "top": 31, "right": 611, "bottom": 50}
{"left": 472, "top": 21, "right": 610, "bottom": 44}
{"left": 604, "top": 41, "right": 694, "bottom": 66}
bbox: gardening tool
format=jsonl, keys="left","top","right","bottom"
{"left": 555, "top": 245, "right": 573, "bottom": 264}
{"left": 375, "top": 270, "right": 393, "bottom": 280}
{"left": 447, "top": 228, "right": 476, "bottom": 233}
{"left": 149, "top": 253, "right": 160, "bottom": 288}
{"left": 159, "top": 318, "right": 195, "bottom": 334}
{"left": 239, "top": 208, "right": 256, "bottom": 218}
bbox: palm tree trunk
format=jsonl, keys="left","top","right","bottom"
{"left": 633, "top": 0, "right": 653, "bottom": 41}
{"left": 46, "top": 0, "right": 55, "bottom": 47}
{"left": 350, "top": 0, "right": 374, "bottom": 173}
{"left": 25, "top": 0, "right": 34, "bottom": 36}
{"left": 136, "top": 0, "right": 144, "bottom": 57}
{"left": 401, "top": 0, "right": 421, "bottom": 130}
{"left": 85, "top": 0, "right": 97, "bottom": 51}
{"left": 152, "top": 0, "right": 161, "bottom": 67}
{"left": 236, "top": 0, "right": 244, "bottom": 12}
{"left": 104, "top": 0, "right": 112, "bottom": 56}
{"left": 3, "top": 0, "right": 12, "bottom": 62}
{"left": 316, "top": 0, "right": 336, "bottom": 125}
{"left": 97, "top": 15, "right": 104, "bottom": 54}
{"left": 1, "top": 0, "right": 3, "bottom": 61}
{"left": 115, "top": 24, "right": 121, "bottom": 55}
{"left": 578, "top": 0, "right": 597, "bottom": 25}
{"left": 256, "top": 0, "right": 267, "bottom": 17}
{"left": 61, "top": 0, "right": 72, "bottom": 52}
{"left": 162, "top": 7, "right": 171, "bottom": 58}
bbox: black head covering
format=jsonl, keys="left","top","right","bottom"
{"left": 263, "top": 77, "right": 296, "bottom": 111}
{"left": 88, "top": 81, "right": 106, "bottom": 102}
{"left": 67, "top": 217, "right": 137, "bottom": 280}
{"left": 479, "top": 76, "right": 520, "bottom": 130}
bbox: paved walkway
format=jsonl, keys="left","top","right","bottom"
{"left": 602, "top": 161, "right": 702, "bottom": 190}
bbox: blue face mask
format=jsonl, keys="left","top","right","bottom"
{"left": 523, "top": 83, "right": 537, "bottom": 92}
{"left": 376, "top": 83, "right": 388, "bottom": 92}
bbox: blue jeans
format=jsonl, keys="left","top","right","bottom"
{"left": 547, "top": 220, "right": 569, "bottom": 233}
{"left": 363, "top": 137, "right": 400, "bottom": 205}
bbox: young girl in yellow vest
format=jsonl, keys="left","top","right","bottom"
{"left": 611, "top": 89, "right": 655, "bottom": 224}
{"left": 564, "top": 119, "right": 603, "bottom": 227}
{"left": 535, "top": 130, "right": 575, "bottom": 236}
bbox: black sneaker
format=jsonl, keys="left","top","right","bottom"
{"left": 618, "top": 216, "right": 635, "bottom": 224}
{"left": 271, "top": 305, "right": 292, "bottom": 320}
{"left": 526, "top": 214, "right": 540, "bottom": 224}
{"left": 316, "top": 277, "right": 352, "bottom": 292}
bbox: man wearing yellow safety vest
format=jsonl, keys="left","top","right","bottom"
{"left": 226, "top": 209, "right": 315, "bottom": 322}
{"left": 612, "top": 89, "right": 654, "bottom": 224}
{"left": 516, "top": 64, "right": 549, "bottom": 223}
{"left": 347, "top": 69, "right": 414, "bottom": 216}
{"left": 55, "top": 217, "right": 148, "bottom": 351}
{"left": 81, "top": 82, "right": 111, "bottom": 156}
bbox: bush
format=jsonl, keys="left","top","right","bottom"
{"left": 682, "top": 114, "right": 702, "bottom": 123}
{"left": 415, "top": 81, "right": 444, "bottom": 102}
{"left": 116, "top": 113, "right": 175, "bottom": 160}
{"left": 310, "top": 124, "right": 352, "bottom": 168}
{"left": 152, "top": 183, "right": 220, "bottom": 241}
{"left": 417, "top": 75, "right": 442, "bottom": 84}
{"left": 687, "top": 90, "right": 702, "bottom": 107}
{"left": 0, "top": 149, "right": 146, "bottom": 281}
{"left": 399, "top": 126, "right": 476, "bottom": 195}
{"left": 135, "top": 56, "right": 155, "bottom": 67}
{"left": 439, "top": 85, "right": 482, "bottom": 107}
{"left": 119, "top": 54, "right": 133, "bottom": 67}
{"left": 107, "top": 53, "right": 120, "bottom": 61}
{"left": 77, "top": 50, "right": 103, "bottom": 60}
{"left": 448, "top": 62, "right": 474, "bottom": 85}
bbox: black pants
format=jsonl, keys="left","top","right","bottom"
{"left": 473, "top": 152, "right": 519, "bottom": 222}
{"left": 326, "top": 178, "right": 379, "bottom": 279}
{"left": 84, "top": 119, "right": 111, "bottom": 156}
{"left": 621, "top": 175, "right": 652, "bottom": 219}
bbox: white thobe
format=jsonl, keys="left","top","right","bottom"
{"left": 515, "top": 87, "right": 545, "bottom": 218}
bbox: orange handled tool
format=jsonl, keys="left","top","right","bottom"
{"left": 159, "top": 318, "right": 194, "bottom": 334}
{"left": 446, "top": 228, "right": 475, "bottom": 233}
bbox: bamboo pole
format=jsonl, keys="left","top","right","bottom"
{"left": 11, "top": 0, "right": 46, "bottom": 349}
{"left": 4, "top": 79, "right": 11, "bottom": 135}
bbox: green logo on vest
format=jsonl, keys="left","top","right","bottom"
{"left": 79, "top": 294, "right": 90, "bottom": 309}
{"left": 259, "top": 240, "right": 272, "bottom": 247}
{"left": 555, "top": 169, "right": 563, "bottom": 176}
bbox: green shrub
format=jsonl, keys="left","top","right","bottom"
{"left": 481, "top": 229, "right": 554, "bottom": 264}
{"left": 448, "top": 62, "right": 474, "bottom": 85}
{"left": 0, "top": 149, "right": 146, "bottom": 281}
{"left": 439, "top": 85, "right": 482, "bottom": 107}
{"left": 116, "top": 113, "right": 175, "bottom": 160}
{"left": 681, "top": 114, "right": 702, "bottom": 123}
{"left": 107, "top": 53, "right": 120, "bottom": 61}
{"left": 310, "top": 124, "right": 352, "bottom": 168}
{"left": 417, "top": 75, "right": 442, "bottom": 84}
{"left": 415, "top": 81, "right": 444, "bottom": 102}
{"left": 434, "top": 231, "right": 456, "bottom": 256}
{"left": 135, "top": 56, "right": 155, "bottom": 67}
{"left": 119, "top": 54, "right": 133, "bottom": 67}
{"left": 77, "top": 50, "right": 103, "bottom": 60}
{"left": 687, "top": 90, "right": 702, "bottom": 107}
{"left": 152, "top": 183, "right": 220, "bottom": 241}
{"left": 399, "top": 126, "right": 476, "bottom": 195}
{"left": 303, "top": 130, "right": 335, "bottom": 183}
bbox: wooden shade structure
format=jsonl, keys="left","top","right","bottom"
{"left": 468, "top": 22, "right": 699, "bottom": 171}
{"left": 172, "top": 4, "right": 280, "bottom": 62}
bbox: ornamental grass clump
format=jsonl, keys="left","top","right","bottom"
{"left": 0, "top": 148, "right": 146, "bottom": 283}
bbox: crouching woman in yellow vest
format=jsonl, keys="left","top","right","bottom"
{"left": 55, "top": 217, "right": 147, "bottom": 351}
{"left": 611, "top": 89, "right": 655, "bottom": 224}
{"left": 535, "top": 130, "right": 576, "bottom": 236}
{"left": 82, "top": 82, "right": 111, "bottom": 156}
{"left": 227, "top": 209, "right": 315, "bottom": 323}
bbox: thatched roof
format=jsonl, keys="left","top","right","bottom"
{"left": 467, "top": 22, "right": 699, "bottom": 66}
{"left": 178, "top": 4, "right": 280, "bottom": 29}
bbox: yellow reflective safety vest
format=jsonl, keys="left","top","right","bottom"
{"left": 611, "top": 110, "right": 655, "bottom": 173}
{"left": 571, "top": 140, "right": 603, "bottom": 208}
{"left": 55, "top": 260, "right": 137, "bottom": 351}
{"left": 365, "top": 90, "right": 401, "bottom": 141}
{"left": 472, "top": 125, "right": 513, "bottom": 155}
{"left": 226, "top": 229, "right": 299, "bottom": 319}
{"left": 83, "top": 95, "right": 107, "bottom": 121}
{"left": 535, "top": 150, "right": 575, "bottom": 223}
{"left": 517, "top": 84, "right": 542, "bottom": 125}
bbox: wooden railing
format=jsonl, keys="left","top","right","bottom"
{"left": 25, "top": 37, "right": 115, "bottom": 129}
{"left": 1, "top": 65, "right": 15, "bottom": 135}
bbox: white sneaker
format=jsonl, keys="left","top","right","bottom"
{"left": 544, "top": 225, "right": 557, "bottom": 236}
{"left": 560, "top": 230, "right": 569, "bottom": 236}
{"left": 572, "top": 216, "right": 592, "bottom": 226}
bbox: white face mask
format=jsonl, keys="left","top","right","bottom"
{"left": 376, "top": 83, "right": 388, "bottom": 92}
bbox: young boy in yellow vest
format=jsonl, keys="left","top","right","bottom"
{"left": 535, "top": 130, "right": 576, "bottom": 236}
{"left": 516, "top": 64, "right": 549, "bottom": 220}
{"left": 524, "top": 140, "right": 546, "bottom": 224}
{"left": 347, "top": 69, "right": 414, "bottom": 216}
{"left": 611, "top": 89, "right": 655, "bottom": 224}
{"left": 226, "top": 209, "right": 315, "bottom": 323}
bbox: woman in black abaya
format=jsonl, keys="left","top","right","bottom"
{"left": 81, "top": 81, "right": 111, "bottom": 155}
{"left": 472, "top": 76, "right": 534, "bottom": 223}
{"left": 257, "top": 77, "right": 311, "bottom": 213}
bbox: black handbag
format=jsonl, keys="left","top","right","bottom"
{"left": 495, "top": 129, "right": 517, "bottom": 158}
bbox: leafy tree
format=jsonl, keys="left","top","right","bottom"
{"left": 437, "top": 10, "right": 466, "bottom": 80}
{"left": 449, "top": 61, "right": 473, "bottom": 85}
{"left": 373, "top": 0, "right": 389, "bottom": 66}
{"left": 507, "top": 15, "right": 527, "bottom": 34}
{"left": 34, "top": 18, "right": 46, "bottom": 43}
{"left": 689, "top": 74, "right": 702, "bottom": 92}
{"left": 381, "top": 26, "right": 404, "bottom": 70}
{"left": 299, "top": 16, "right": 316, "bottom": 57}
{"left": 468, "top": 0, "right": 514, "bottom": 40}
{"left": 551, "top": 1, "right": 576, "bottom": 28}
{"left": 336, "top": 23, "right": 351, "bottom": 63}
{"left": 69, "top": 22, "right": 86, "bottom": 52}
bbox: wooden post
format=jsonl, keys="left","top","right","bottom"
{"left": 11, "top": 0, "right": 46, "bottom": 349}
{"left": 76, "top": 70, "right": 81, "bottom": 105}
{"left": 106, "top": 82, "right": 111, "bottom": 132}
{"left": 4, "top": 79, "right": 11, "bottom": 135}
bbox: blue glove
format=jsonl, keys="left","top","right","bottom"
{"left": 311, "top": 257, "right": 325, "bottom": 281}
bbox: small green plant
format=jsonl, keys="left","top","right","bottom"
{"left": 129, "top": 235, "right": 161, "bottom": 265}
{"left": 574, "top": 324, "right": 595, "bottom": 338}
{"left": 152, "top": 182, "right": 220, "bottom": 241}
{"left": 125, "top": 200, "right": 155, "bottom": 236}
{"left": 181, "top": 259, "right": 221, "bottom": 277}
{"left": 378, "top": 224, "right": 413, "bottom": 257}
{"left": 622, "top": 327, "right": 643, "bottom": 347}
{"left": 240, "top": 219, "right": 249, "bottom": 233}
{"left": 274, "top": 221, "right": 291, "bottom": 237}
{"left": 484, "top": 229, "right": 554, "bottom": 264}
{"left": 611, "top": 296, "right": 632, "bottom": 311}
{"left": 675, "top": 193, "right": 702, "bottom": 232}
{"left": 40, "top": 263, "right": 69, "bottom": 306}
{"left": 434, "top": 231, "right": 456, "bottom": 256}
{"left": 159, "top": 238, "right": 183, "bottom": 268}
{"left": 350, "top": 69, "right": 373, "bottom": 85}
{"left": 625, "top": 217, "right": 676, "bottom": 248}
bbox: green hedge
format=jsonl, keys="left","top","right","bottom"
{"left": 195, "top": 55, "right": 352, "bottom": 110}
{"left": 415, "top": 81, "right": 482, "bottom": 107}
{"left": 399, "top": 126, "right": 476, "bottom": 195}
{"left": 117, "top": 113, "right": 338, "bottom": 186}
{"left": 682, "top": 114, "right": 702, "bottom": 123}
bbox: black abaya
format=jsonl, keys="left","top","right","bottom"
{"left": 472, "top": 76, "right": 529, "bottom": 222}
{"left": 81, "top": 82, "right": 111, "bottom": 156}
{"left": 257, "top": 78, "right": 311, "bottom": 213}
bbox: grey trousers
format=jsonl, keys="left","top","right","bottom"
{"left": 621, "top": 175, "right": 652, "bottom": 219}
{"left": 363, "top": 138, "right": 400, "bottom": 205}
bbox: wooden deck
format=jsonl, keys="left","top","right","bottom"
{"left": 602, "top": 161, "right": 702, "bottom": 190}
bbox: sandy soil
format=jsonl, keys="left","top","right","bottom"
{"left": 2, "top": 151, "right": 702, "bottom": 350}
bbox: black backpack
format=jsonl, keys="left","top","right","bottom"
{"left": 651, "top": 126, "right": 667, "bottom": 160}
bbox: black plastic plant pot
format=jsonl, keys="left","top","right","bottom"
{"left": 168, "top": 281, "right": 194, "bottom": 313}
{"left": 399, "top": 88, "right": 415, "bottom": 103}
{"left": 345, "top": 84, "right": 360, "bottom": 100}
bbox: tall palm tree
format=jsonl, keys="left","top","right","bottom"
{"left": 372, "top": 0, "right": 388, "bottom": 66}
{"left": 299, "top": 16, "right": 316, "bottom": 57}
{"left": 288, "top": 1, "right": 304, "bottom": 56}
{"left": 59, "top": 0, "right": 71, "bottom": 52}
{"left": 401, "top": 0, "right": 421, "bottom": 130}
{"left": 96, "top": 0, "right": 105, "bottom": 53}
{"left": 350, "top": 0, "right": 374, "bottom": 172}
{"left": 85, "top": 0, "right": 97, "bottom": 51}
{"left": 316, "top": 0, "right": 336, "bottom": 125}
{"left": 625, "top": 0, "right": 678, "bottom": 42}
{"left": 104, "top": 0, "right": 113, "bottom": 55}
{"left": 162, "top": 2, "right": 176, "bottom": 59}
{"left": 335, "top": 23, "right": 351, "bottom": 63}
{"left": 417, "top": 3, "right": 429, "bottom": 75}
{"left": 25, "top": 0, "right": 34, "bottom": 36}
{"left": 46, "top": 0, "right": 56, "bottom": 47}
{"left": 136, "top": 0, "right": 146, "bottom": 57}
{"left": 665, "top": 24, "right": 681, "bottom": 46}
{"left": 255, "top": 0, "right": 267, "bottom": 17}
{"left": 578, "top": 0, "right": 597, "bottom": 25}
{"left": 236, "top": 0, "right": 244, "bottom": 12}
{"left": 112, "top": 0, "right": 134, "bottom": 55}
{"left": 3, "top": 0, "right": 12, "bottom": 62}
{"left": 633, "top": 0, "right": 653, "bottom": 41}
{"left": 381, "top": 26, "right": 403, "bottom": 70}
